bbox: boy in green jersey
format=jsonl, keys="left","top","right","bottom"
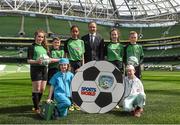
{"left": 104, "top": 28, "right": 124, "bottom": 72}
{"left": 124, "top": 31, "right": 144, "bottom": 79}
{"left": 47, "top": 37, "right": 65, "bottom": 99}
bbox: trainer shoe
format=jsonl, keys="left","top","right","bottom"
{"left": 32, "top": 107, "right": 40, "bottom": 114}
{"left": 74, "top": 104, "right": 81, "bottom": 111}
{"left": 69, "top": 105, "right": 74, "bottom": 111}
{"left": 32, "top": 107, "right": 35, "bottom": 111}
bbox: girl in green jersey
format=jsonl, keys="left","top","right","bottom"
{"left": 104, "top": 28, "right": 124, "bottom": 71}
{"left": 64, "top": 25, "right": 85, "bottom": 111}
{"left": 27, "top": 29, "right": 49, "bottom": 114}
{"left": 64, "top": 25, "right": 85, "bottom": 73}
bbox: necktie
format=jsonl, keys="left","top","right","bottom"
{"left": 90, "top": 34, "right": 93, "bottom": 43}
{"left": 90, "top": 34, "right": 96, "bottom": 59}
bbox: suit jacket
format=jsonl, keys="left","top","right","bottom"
{"left": 81, "top": 33, "right": 104, "bottom": 63}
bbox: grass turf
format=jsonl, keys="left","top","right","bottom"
{"left": 0, "top": 71, "right": 180, "bottom": 124}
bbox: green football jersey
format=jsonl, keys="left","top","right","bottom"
{"left": 107, "top": 42, "right": 124, "bottom": 61}
{"left": 33, "top": 43, "right": 48, "bottom": 60}
{"left": 126, "top": 44, "right": 144, "bottom": 63}
{"left": 49, "top": 48, "right": 64, "bottom": 68}
{"left": 67, "top": 39, "right": 85, "bottom": 61}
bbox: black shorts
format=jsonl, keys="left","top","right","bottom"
{"left": 30, "top": 66, "right": 48, "bottom": 81}
{"left": 47, "top": 68, "right": 59, "bottom": 85}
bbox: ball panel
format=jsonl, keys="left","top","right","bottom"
{"left": 83, "top": 66, "right": 100, "bottom": 81}
{"left": 80, "top": 102, "right": 100, "bottom": 113}
{"left": 111, "top": 84, "right": 125, "bottom": 103}
{"left": 112, "top": 68, "right": 123, "bottom": 83}
{"left": 78, "top": 61, "right": 96, "bottom": 72}
{"left": 72, "top": 91, "right": 83, "bottom": 107}
{"left": 99, "top": 102, "right": 117, "bottom": 113}
{"left": 95, "top": 72, "right": 116, "bottom": 92}
{"left": 95, "top": 61, "right": 115, "bottom": 72}
{"left": 71, "top": 72, "right": 84, "bottom": 91}
{"left": 78, "top": 81, "right": 100, "bottom": 102}
{"left": 95, "top": 92, "right": 112, "bottom": 108}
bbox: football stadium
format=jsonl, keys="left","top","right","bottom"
{"left": 0, "top": 0, "right": 180, "bottom": 124}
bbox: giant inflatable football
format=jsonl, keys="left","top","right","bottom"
{"left": 71, "top": 61, "right": 125, "bottom": 113}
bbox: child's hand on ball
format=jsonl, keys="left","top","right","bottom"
{"left": 37, "top": 58, "right": 43, "bottom": 64}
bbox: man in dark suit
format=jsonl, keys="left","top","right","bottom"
{"left": 81, "top": 21, "right": 104, "bottom": 63}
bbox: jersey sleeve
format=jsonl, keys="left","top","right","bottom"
{"left": 27, "top": 45, "right": 34, "bottom": 60}
{"left": 81, "top": 40, "right": 85, "bottom": 54}
{"left": 64, "top": 39, "right": 69, "bottom": 54}
{"left": 123, "top": 44, "right": 129, "bottom": 65}
{"left": 104, "top": 42, "right": 108, "bottom": 58}
{"left": 139, "top": 45, "right": 144, "bottom": 64}
{"left": 120, "top": 44, "right": 124, "bottom": 58}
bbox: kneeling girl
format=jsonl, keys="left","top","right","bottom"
{"left": 47, "top": 58, "right": 74, "bottom": 117}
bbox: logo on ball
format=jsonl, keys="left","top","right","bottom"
{"left": 81, "top": 87, "right": 96, "bottom": 96}
{"left": 98, "top": 75, "right": 114, "bottom": 89}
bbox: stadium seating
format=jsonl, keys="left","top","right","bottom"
{"left": 0, "top": 15, "right": 180, "bottom": 40}
{"left": 144, "top": 47, "right": 180, "bottom": 57}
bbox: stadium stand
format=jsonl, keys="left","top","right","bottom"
{"left": 0, "top": 15, "right": 180, "bottom": 39}
{"left": 0, "top": 15, "right": 179, "bottom": 70}
{"left": 144, "top": 47, "right": 180, "bottom": 58}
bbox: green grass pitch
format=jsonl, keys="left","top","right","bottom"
{"left": 0, "top": 71, "right": 180, "bottom": 124}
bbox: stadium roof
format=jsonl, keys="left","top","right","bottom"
{"left": 0, "top": 0, "right": 180, "bottom": 26}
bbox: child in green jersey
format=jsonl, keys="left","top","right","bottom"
{"left": 64, "top": 25, "right": 85, "bottom": 73}
{"left": 27, "top": 29, "right": 49, "bottom": 114}
{"left": 64, "top": 25, "right": 85, "bottom": 111}
{"left": 47, "top": 37, "right": 65, "bottom": 99}
{"left": 124, "top": 31, "right": 144, "bottom": 79}
{"left": 104, "top": 28, "right": 124, "bottom": 109}
{"left": 104, "top": 28, "right": 124, "bottom": 71}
